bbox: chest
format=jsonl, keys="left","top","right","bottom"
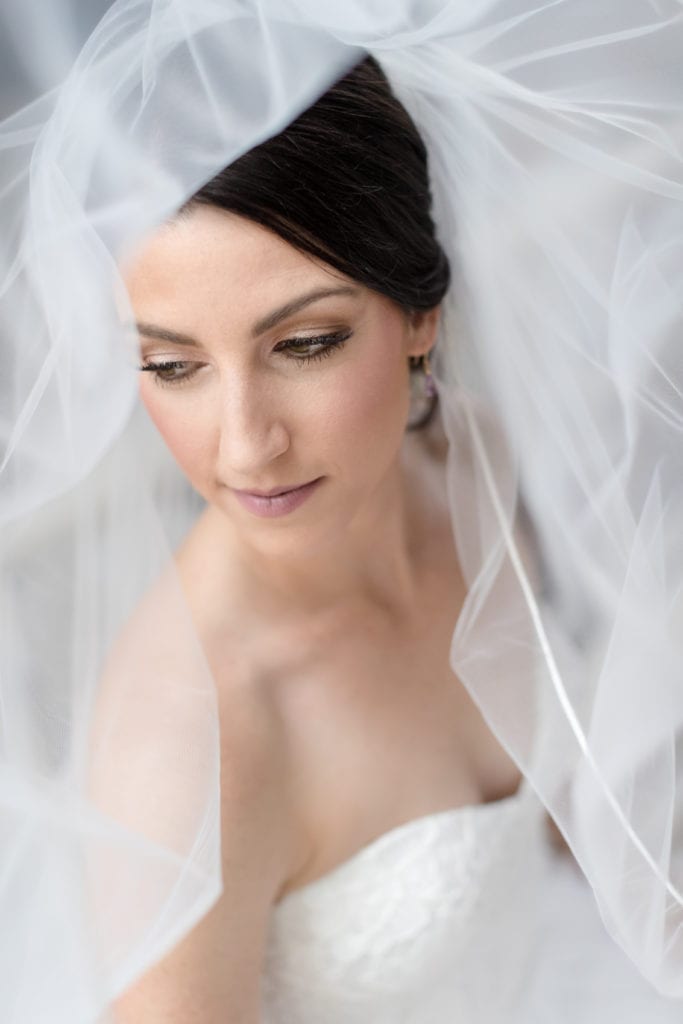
{"left": 271, "top": 562, "right": 522, "bottom": 887}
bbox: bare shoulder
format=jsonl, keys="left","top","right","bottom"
{"left": 92, "top": 511, "right": 299, "bottom": 868}
{"left": 92, "top": 524, "right": 303, "bottom": 1022}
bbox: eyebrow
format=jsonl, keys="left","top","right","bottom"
{"left": 133, "top": 285, "right": 359, "bottom": 348}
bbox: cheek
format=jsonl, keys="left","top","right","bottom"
{"left": 140, "top": 384, "right": 215, "bottom": 488}
{"left": 310, "top": 329, "right": 410, "bottom": 465}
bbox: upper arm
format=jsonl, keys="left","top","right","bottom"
{"left": 112, "top": 708, "right": 294, "bottom": 1024}
{"left": 89, "top": 576, "right": 298, "bottom": 1024}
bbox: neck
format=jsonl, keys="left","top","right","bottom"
{"left": 236, "top": 446, "right": 428, "bottom": 622}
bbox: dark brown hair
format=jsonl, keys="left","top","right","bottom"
{"left": 186, "top": 54, "right": 449, "bottom": 313}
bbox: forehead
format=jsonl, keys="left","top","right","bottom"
{"left": 122, "top": 205, "right": 348, "bottom": 314}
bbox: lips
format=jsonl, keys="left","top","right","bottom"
{"left": 230, "top": 477, "right": 324, "bottom": 518}
{"left": 234, "top": 480, "right": 315, "bottom": 498}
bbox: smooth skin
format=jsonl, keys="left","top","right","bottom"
{"left": 108, "top": 206, "right": 558, "bottom": 1022}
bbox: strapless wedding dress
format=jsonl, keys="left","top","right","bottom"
{"left": 261, "top": 775, "right": 683, "bottom": 1022}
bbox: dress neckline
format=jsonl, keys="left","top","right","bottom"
{"left": 274, "top": 772, "right": 533, "bottom": 909}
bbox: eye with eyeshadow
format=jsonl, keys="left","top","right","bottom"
{"left": 139, "top": 329, "right": 353, "bottom": 386}
{"left": 138, "top": 359, "right": 199, "bottom": 386}
{"left": 273, "top": 329, "right": 352, "bottom": 364}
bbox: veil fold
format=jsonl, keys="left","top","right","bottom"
{"left": 2, "top": 1, "right": 683, "bottom": 1017}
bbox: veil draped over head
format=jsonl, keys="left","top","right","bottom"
{"left": 1, "top": 0, "right": 683, "bottom": 1019}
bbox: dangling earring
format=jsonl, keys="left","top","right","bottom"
{"left": 407, "top": 349, "right": 438, "bottom": 430}
{"left": 421, "top": 350, "right": 437, "bottom": 399}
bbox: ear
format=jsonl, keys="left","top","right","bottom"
{"left": 405, "top": 305, "right": 441, "bottom": 358}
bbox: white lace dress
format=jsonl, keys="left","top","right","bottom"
{"left": 261, "top": 776, "right": 683, "bottom": 1022}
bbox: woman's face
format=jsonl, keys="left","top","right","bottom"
{"left": 123, "top": 205, "right": 438, "bottom": 555}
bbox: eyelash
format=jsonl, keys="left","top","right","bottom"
{"left": 139, "top": 330, "right": 352, "bottom": 387}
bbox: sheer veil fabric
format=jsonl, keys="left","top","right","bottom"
{"left": 1, "top": 1, "right": 683, "bottom": 1019}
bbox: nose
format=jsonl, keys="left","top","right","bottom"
{"left": 215, "top": 374, "right": 290, "bottom": 482}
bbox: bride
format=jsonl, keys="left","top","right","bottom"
{"left": 106, "top": 54, "right": 673, "bottom": 1023}
{"left": 112, "top": 55, "right": 531, "bottom": 1021}
{"left": 3, "top": 3, "right": 683, "bottom": 1022}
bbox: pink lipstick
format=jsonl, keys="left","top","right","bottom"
{"left": 231, "top": 477, "right": 323, "bottom": 518}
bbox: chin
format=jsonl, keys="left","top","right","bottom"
{"left": 217, "top": 492, "right": 352, "bottom": 560}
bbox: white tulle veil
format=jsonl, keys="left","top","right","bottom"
{"left": 2, "top": 1, "right": 683, "bottom": 1019}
